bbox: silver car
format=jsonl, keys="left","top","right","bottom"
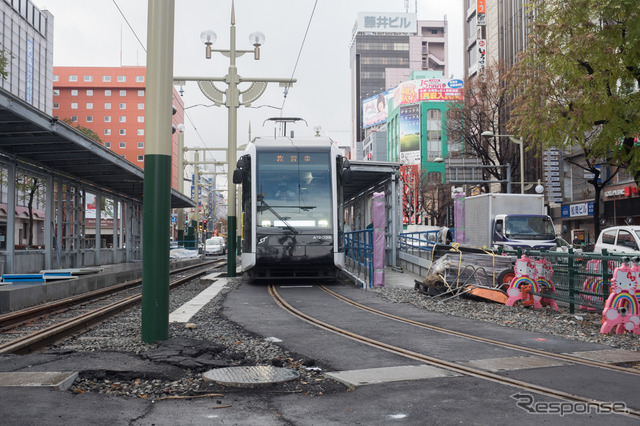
{"left": 205, "top": 237, "right": 226, "bottom": 256}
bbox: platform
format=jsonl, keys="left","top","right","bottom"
{"left": 0, "top": 257, "right": 203, "bottom": 313}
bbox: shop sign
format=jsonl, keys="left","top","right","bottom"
{"left": 561, "top": 201, "right": 594, "bottom": 218}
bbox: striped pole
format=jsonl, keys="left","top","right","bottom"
{"left": 141, "top": 0, "right": 175, "bottom": 343}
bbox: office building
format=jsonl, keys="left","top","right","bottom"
{"left": 53, "top": 66, "right": 184, "bottom": 190}
{"left": 350, "top": 11, "right": 448, "bottom": 159}
{"left": 0, "top": 0, "right": 54, "bottom": 114}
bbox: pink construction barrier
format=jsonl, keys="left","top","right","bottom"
{"left": 600, "top": 261, "right": 640, "bottom": 335}
{"left": 536, "top": 258, "right": 558, "bottom": 311}
{"left": 373, "top": 192, "right": 385, "bottom": 288}
{"left": 505, "top": 255, "right": 543, "bottom": 309}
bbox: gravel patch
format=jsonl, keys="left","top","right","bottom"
{"left": 57, "top": 270, "right": 638, "bottom": 401}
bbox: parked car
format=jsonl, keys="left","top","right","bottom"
{"left": 205, "top": 237, "right": 226, "bottom": 256}
{"left": 593, "top": 226, "right": 640, "bottom": 255}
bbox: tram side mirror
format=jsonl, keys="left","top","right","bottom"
{"left": 232, "top": 169, "right": 243, "bottom": 184}
{"left": 341, "top": 158, "right": 353, "bottom": 183}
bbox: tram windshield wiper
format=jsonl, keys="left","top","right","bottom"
{"left": 257, "top": 196, "right": 298, "bottom": 234}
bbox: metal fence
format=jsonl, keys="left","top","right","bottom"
{"left": 344, "top": 229, "right": 373, "bottom": 288}
{"left": 498, "top": 248, "right": 628, "bottom": 313}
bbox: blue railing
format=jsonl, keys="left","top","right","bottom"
{"left": 397, "top": 231, "right": 441, "bottom": 252}
{"left": 344, "top": 229, "right": 373, "bottom": 288}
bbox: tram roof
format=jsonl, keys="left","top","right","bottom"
{"left": 0, "top": 89, "right": 194, "bottom": 208}
{"left": 343, "top": 160, "right": 401, "bottom": 201}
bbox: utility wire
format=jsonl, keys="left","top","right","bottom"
{"left": 280, "top": 0, "right": 318, "bottom": 113}
{"left": 112, "top": 0, "right": 146, "bottom": 52}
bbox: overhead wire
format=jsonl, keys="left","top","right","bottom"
{"left": 111, "top": 0, "right": 211, "bottom": 155}
{"left": 280, "top": 0, "right": 319, "bottom": 113}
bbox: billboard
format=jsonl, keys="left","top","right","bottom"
{"left": 362, "top": 89, "right": 394, "bottom": 129}
{"left": 393, "top": 77, "right": 463, "bottom": 107}
{"left": 399, "top": 104, "right": 421, "bottom": 166}
{"left": 356, "top": 12, "right": 417, "bottom": 34}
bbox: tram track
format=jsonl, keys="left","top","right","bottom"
{"left": 268, "top": 284, "right": 640, "bottom": 420}
{"left": 0, "top": 260, "right": 224, "bottom": 355}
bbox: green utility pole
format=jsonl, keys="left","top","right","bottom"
{"left": 174, "top": 1, "right": 294, "bottom": 276}
{"left": 141, "top": 0, "right": 174, "bottom": 343}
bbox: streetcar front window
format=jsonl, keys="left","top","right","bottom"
{"left": 257, "top": 151, "right": 332, "bottom": 231}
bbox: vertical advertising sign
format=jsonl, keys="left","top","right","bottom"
{"left": 478, "top": 39, "right": 486, "bottom": 71}
{"left": 477, "top": 0, "right": 486, "bottom": 26}
{"left": 398, "top": 104, "right": 421, "bottom": 165}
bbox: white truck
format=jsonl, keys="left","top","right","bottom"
{"left": 460, "top": 193, "right": 556, "bottom": 250}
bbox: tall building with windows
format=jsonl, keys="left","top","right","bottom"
{"left": 350, "top": 11, "right": 448, "bottom": 159}
{"left": 0, "top": 0, "right": 54, "bottom": 114}
{"left": 53, "top": 66, "right": 184, "bottom": 189}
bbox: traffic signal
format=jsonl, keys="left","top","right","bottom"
{"left": 203, "top": 219, "right": 207, "bottom": 228}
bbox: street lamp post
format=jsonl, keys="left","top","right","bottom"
{"left": 176, "top": 124, "right": 185, "bottom": 245}
{"left": 481, "top": 131, "right": 524, "bottom": 194}
{"left": 174, "top": 1, "right": 295, "bottom": 277}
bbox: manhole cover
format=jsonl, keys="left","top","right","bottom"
{"left": 203, "top": 366, "right": 299, "bottom": 388}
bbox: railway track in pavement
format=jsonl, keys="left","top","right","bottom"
{"left": 0, "top": 260, "right": 224, "bottom": 354}
{"left": 268, "top": 283, "right": 640, "bottom": 420}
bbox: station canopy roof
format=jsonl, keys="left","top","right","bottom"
{"left": 0, "top": 89, "right": 194, "bottom": 208}
{"left": 343, "top": 160, "right": 401, "bottom": 201}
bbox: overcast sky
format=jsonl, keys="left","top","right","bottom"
{"left": 35, "top": 0, "right": 463, "bottom": 162}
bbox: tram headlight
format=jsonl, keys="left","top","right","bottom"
{"left": 318, "top": 220, "right": 329, "bottom": 227}
{"left": 261, "top": 220, "right": 272, "bottom": 227}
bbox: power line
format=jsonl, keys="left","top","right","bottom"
{"left": 111, "top": 0, "right": 146, "bottom": 52}
{"left": 280, "top": 0, "right": 318, "bottom": 113}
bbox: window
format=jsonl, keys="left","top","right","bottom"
{"left": 138, "top": 90, "right": 144, "bottom": 97}
{"left": 602, "top": 230, "right": 616, "bottom": 245}
{"left": 137, "top": 129, "right": 144, "bottom": 135}
{"left": 104, "top": 116, "right": 111, "bottom": 122}
{"left": 137, "top": 142, "right": 144, "bottom": 148}
{"left": 119, "top": 129, "right": 126, "bottom": 135}
{"left": 71, "top": 102, "right": 78, "bottom": 109}
{"left": 118, "top": 116, "right": 125, "bottom": 123}
{"left": 137, "top": 103, "right": 144, "bottom": 110}
{"left": 104, "top": 90, "right": 111, "bottom": 96}
{"left": 86, "top": 102, "right": 93, "bottom": 109}
{"left": 104, "top": 129, "right": 111, "bottom": 135}
{"left": 120, "top": 90, "right": 127, "bottom": 96}
{"left": 53, "top": 75, "right": 59, "bottom": 82}
{"left": 84, "top": 75, "right": 93, "bottom": 82}
{"left": 105, "top": 103, "right": 111, "bottom": 109}
{"left": 69, "top": 75, "right": 78, "bottom": 81}
{"left": 86, "top": 90, "right": 93, "bottom": 96}
{"left": 119, "top": 103, "right": 126, "bottom": 109}
{"left": 117, "top": 75, "right": 126, "bottom": 82}
{"left": 137, "top": 155, "right": 144, "bottom": 162}
{"left": 71, "top": 90, "right": 78, "bottom": 96}
{"left": 105, "top": 142, "right": 111, "bottom": 148}
{"left": 137, "top": 116, "right": 144, "bottom": 123}
{"left": 53, "top": 89, "right": 59, "bottom": 96}
{"left": 71, "top": 116, "right": 78, "bottom": 122}
{"left": 135, "top": 76, "right": 144, "bottom": 82}
{"left": 86, "top": 116, "right": 93, "bottom": 122}
{"left": 119, "top": 142, "right": 126, "bottom": 148}
{"left": 53, "top": 102, "right": 59, "bottom": 109}
{"left": 103, "top": 75, "right": 111, "bottom": 82}
{"left": 617, "top": 230, "right": 639, "bottom": 250}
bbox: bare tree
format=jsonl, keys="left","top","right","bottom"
{"left": 447, "top": 62, "right": 522, "bottom": 193}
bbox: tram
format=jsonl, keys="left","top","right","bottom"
{"left": 233, "top": 136, "right": 351, "bottom": 280}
